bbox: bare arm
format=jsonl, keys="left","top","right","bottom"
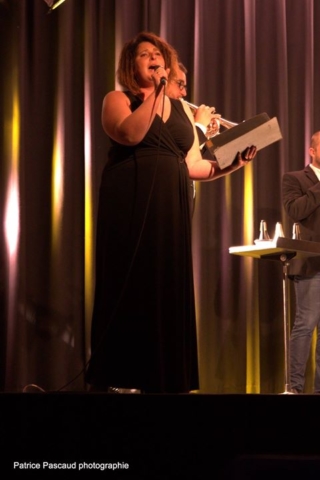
{"left": 101, "top": 89, "right": 164, "bottom": 145}
{"left": 182, "top": 103, "right": 256, "bottom": 181}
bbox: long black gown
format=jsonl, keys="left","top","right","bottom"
{"left": 85, "top": 92, "right": 199, "bottom": 393}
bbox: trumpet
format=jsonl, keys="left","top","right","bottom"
{"left": 181, "top": 99, "right": 238, "bottom": 133}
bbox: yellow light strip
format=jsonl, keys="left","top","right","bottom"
{"left": 4, "top": 90, "right": 20, "bottom": 260}
{"left": 51, "top": 0, "right": 66, "bottom": 10}
{"left": 84, "top": 89, "right": 94, "bottom": 360}
{"left": 84, "top": 15, "right": 94, "bottom": 361}
{"left": 3, "top": 74, "right": 20, "bottom": 387}
{"left": 243, "top": 165, "right": 260, "bottom": 393}
{"left": 51, "top": 101, "right": 64, "bottom": 256}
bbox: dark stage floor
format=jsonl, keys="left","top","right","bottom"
{"left": 2, "top": 393, "right": 320, "bottom": 478}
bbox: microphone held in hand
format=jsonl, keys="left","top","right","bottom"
{"left": 150, "top": 65, "right": 167, "bottom": 85}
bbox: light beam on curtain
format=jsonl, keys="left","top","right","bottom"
{"left": 50, "top": 75, "right": 65, "bottom": 307}
{"left": 302, "top": 0, "right": 316, "bottom": 382}
{"left": 3, "top": 82, "right": 20, "bottom": 387}
{"left": 49, "top": 8, "right": 71, "bottom": 357}
{"left": 303, "top": 0, "right": 314, "bottom": 165}
{"left": 84, "top": 4, "right": 94, "bottom": 361}
{"left": 243, "top": 0, "right": 259, "bottom": 393}
{"left": 51, "top": 107, "right": 64, "bottom": 255}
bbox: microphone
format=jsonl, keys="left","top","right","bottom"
{"left": 150, "top": 65, "right": 167, "bottom": 85}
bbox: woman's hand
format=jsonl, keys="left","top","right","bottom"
{"left": 151, "top": 65, "right": 169, "bottom": 89}
{"left": 238, "top": 145, "right": 257, "bottom": 166}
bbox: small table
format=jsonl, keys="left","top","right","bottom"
{"left": 229, "top": 237, "right": 320, "bottom": 394}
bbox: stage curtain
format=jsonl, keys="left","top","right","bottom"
{"left": 1, "top": 0, "right": 319, "bottom": 394}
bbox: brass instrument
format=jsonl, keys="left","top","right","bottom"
{"left": 181, "top": 99, "right": 238, "bottom": 134}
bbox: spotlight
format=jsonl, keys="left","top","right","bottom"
{"left": 43, "top": 0, "right": 67, "bottom": 12}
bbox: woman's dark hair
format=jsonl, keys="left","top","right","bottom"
{"left": 117, "top": 31, "right": 179, "bottom": 94}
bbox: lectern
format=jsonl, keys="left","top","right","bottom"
{"left": 229, "top": 237, "right": 320, "bottom": 394}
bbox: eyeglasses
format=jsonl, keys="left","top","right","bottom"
{"left": 174, "top": 80, "right": 187, "bottom": 91}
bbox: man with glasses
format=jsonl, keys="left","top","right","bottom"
{"left": 166, "top": 62, "right": 218, "bottom": 213}
{"left": 167, "top": 63, "right": 219, "bottom": 153}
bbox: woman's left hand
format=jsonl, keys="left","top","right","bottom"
{"left": 237, "top": 145, "right": 257, "bottom": 166}
{"left": 241, "top": 145, "right": 257, "bottom": 162}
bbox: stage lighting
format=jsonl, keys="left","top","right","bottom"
{"left": 43, "top": 0, "right": 67, "bottom": 12}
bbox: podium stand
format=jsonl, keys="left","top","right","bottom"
{"left": 229, "top": 237, "right": 320, "bottom": 394}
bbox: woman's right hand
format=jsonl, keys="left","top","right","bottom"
{"left": 151, "top": 65, "right": 169, "bottom": 90}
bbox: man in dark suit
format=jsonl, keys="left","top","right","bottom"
{"left": 282, "top": 130, "right": 320, "bottom": 394}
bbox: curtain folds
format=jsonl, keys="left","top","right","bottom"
{"left": 1, "top": 0, "right": 319, "bottom": 393}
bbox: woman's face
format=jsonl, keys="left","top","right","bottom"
{"left": 134, "top": 41, "right": 165, "bottom": 86}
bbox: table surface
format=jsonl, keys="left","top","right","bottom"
{"left": 229, "top": 237, "right": 320, "bottom": 259}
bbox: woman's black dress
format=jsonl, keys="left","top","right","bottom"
{"left": 85, "top": 93, "right": 199, "bottom": 393}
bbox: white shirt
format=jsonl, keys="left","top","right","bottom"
{"left": 310, "top": 163, "right": 320, "bottom": 181}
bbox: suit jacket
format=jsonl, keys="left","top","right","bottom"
{"left": 282, "top": 163, "right": 320, "bottom": 276}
